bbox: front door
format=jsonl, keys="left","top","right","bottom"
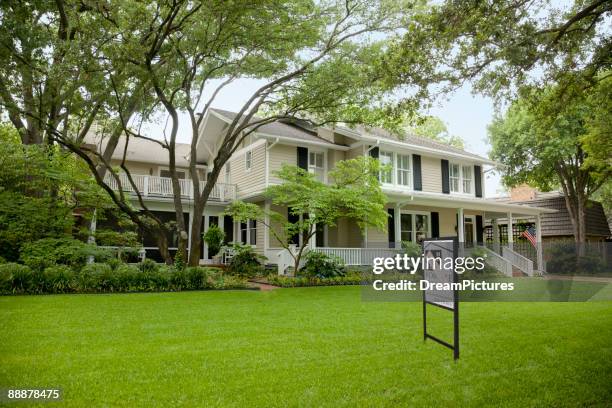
{"left": 464, "top": 216, "right": 475, "bottom": 247}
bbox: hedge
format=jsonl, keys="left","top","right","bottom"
{"left": 0, "top": 262, "right": 248, "bottom": 295}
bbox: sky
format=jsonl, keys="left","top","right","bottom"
{"left": 143, "top": 78, "right": 506, "bottom": 198}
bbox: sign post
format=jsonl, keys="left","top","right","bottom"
{"left": 422, "top": 238, "right": 459, "bottom": 360}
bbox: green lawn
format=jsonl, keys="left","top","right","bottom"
{"left": 1, "top": 287, "right": 611, "bottom": 407}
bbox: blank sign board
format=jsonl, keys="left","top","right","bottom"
{"left": 423, "top": 239, "right": 456, "bottom": 309}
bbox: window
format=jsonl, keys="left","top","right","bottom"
{"left": 449, "top": 163, "right": 460, "bottom": 192}
{"left": 400, "top": 213, "right": 413, "bottom": 241}
{"left": 160, "top": 169, "right": 186, "bottom": 179}
{"left": 396, "top": 154, "right": 411, "bottom": 187}
{"left": 379, "top": 151, "right": 393, "bottom": 184}
{"left": 449, "top": 162, "right": 474, "bottom": 195}
{"left": 249, "top": 219, "right": 257, "bottom": 245}
{"left": 225, "top": 163, "right": 231, "bottom": 184}
{"left": 400, "top": 212, "right": 430, "bottom": 243}
{"left": 240, "top": 219, "right": 257, "bottom": 245}
{"left": 462, "top": 165, "right": 472, "bottom": 193}
{"left": 309, "top": 151, "right": 325, "bottom": 182}
{"left": 245, "top": 150, "right": 252, "bottom": 171}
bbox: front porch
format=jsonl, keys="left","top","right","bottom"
{"left": 303, "top": 195, "right": 556, "bottom": 277}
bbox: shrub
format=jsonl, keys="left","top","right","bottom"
{"left": 20, "top": 238, "right": 111, "bottom": 271}
{"left": 185, "top": 266, "right": 218, "bottom": 289}
{"left": 226, "top": 244, "right": 266, "bottom": 278}
{"left": 139, "top": 258, "right": 159, "bottom": 273}
{"left": 113, "top": 264, "right": 141, "bottom": 291}
{"left": 0, "top": 263, "right": 34, "bottom": 294}
{"left": 42, "top": 265, "right": 76, "bottom": 293}
{"left": 78, "top": 263, "right": 113, "bottom": 292}
{"left": 469, "top": 247, "right": 499, "bottom": 275}
{"left": 301, "top": 251, "right": 346, "bottom": 278}
{"left": 204, "top": 225, "right": 225, "bottom": 258}
{"left": 173, "top": 250, "right": 186, "bottom": 271}
{"left": 401, "top": 241, "right": 422, "bottom": 258}
{"left": 546, "top": 242, "right": 606, "bottom": 275}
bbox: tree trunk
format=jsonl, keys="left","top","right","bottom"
{"left": 188, "top": 200, "right": 205, "bottom": 266}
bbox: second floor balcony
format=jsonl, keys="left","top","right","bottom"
{"left": 104, "top": 173, "right": 237, "bottom": 202}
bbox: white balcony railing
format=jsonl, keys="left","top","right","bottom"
{"left": 502, "top": 246, "right": 534, "bottom": 276}
{"left": 104, "top": 173, "right": 236, "bottom": 202}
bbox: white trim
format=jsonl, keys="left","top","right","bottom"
{"left": 255, "top": 133, "right": 348, "bottom": 150}
{"left": 398, "top": 210, "right": 431, "bottom": 243}
{"left": 463, "top": 215, "right": 477, "bottom": 244}
{"left": 308, "top": 149, "right": 326, "bottom": 183}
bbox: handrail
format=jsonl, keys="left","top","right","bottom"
{"left": 476, "top": 245, "right": 513, "bottom": 277}
{"left": 103, "top": 173, "right": 236, "bottom": 201}
{"left": 313, "top": 247, "right": 403, "bottom": 266}
{"left": 502, "top": 246, "right": 534, "bottom": 276}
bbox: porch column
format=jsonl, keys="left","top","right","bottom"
{"left": 535, "top": 214, "right": 544, "bottom": 273}
{"left": 264, "top": 201, "right": 270, "bottom": 255}
{"left": 457, "top": 208, "right": 464, "bottom": 243}
{"left": 394, "top": 203, "right": 402, "bottom": 248}
{"left": 507, "top": 212, "right": 513, "bottom": 250}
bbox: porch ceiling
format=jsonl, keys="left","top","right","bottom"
{"left": 387, "top": 191, "right": 557, "bottom": 216}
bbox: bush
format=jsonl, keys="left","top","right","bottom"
{"left": 139, "top": 258, "right": 159, "bottom": 273}
{"left": 546, "top": 242, "right": 606, "bottom": 275}
{"left": 226, "top": 244, "right": 266, "bottom": 278}
{"left": 78, "top": 263, "right": 114, "bottom": 292}
{"left": 204, "top": 225, "right": 225, "bottom": 258}
{"left": 301, "top": 251, "right": 346, "bottom": 278}
{"left": 0, "top": 263, "right": 34, "bottom": 294}
{"left": 20, "top": 238, "right": 112, "bottom": 271}
{"left": 469, "top": 247, "right": 499, "bottom": 275}
{"left": 42, "top": 265, "right": 76, "bottom": 293}
{"left": 401, "top": 241, "right": 422, "bottom": 258}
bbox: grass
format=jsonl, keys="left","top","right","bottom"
{"left": 1, "top": 287, "right": 611, "bottom": 407}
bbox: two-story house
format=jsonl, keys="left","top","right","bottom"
{"left": 87, "top": 108, "right": 555, "bottom": 275}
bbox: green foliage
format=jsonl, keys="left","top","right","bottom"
{"left": 267, "top": 270, "right": 361, "bottom": 287}
{"left": 0, "top": 263, "right": 33, "bottom": 294}
{"left": 226, "top": 157, "right": 386, "bottom": 273}
{"left": 401, "top": 241, "right": 422, "bottom": 258}
{"left": 203, "top": 225, "right": 225, "bottom": 258}
{"left": 20, "top": 238, "right": 111, "bottom": 271}
{"left": 302, "top": 251, "right": 346, "bottom": 279}
{"left": 226, "top": 244, "right": 266, "bottom": 279}
{"left": 406, "top": 116, "right": 465, "bottom": 149}
{"left": 173, "top": 250, "right": 185, "bottom": 271}
{"left": 139, "top": 258, "right": 159, "bottom": 274}
{"left": 42, "top": 265, "right": 76, "bottom": 294}
{"left": 546, "top": 243, "right": 607, "bottom": 275}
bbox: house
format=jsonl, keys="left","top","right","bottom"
{"left": 490, "top": 186, "right": 611, "bottom": 242}
{"left": 85, "top": 108, "right": 555, "bottom": 275}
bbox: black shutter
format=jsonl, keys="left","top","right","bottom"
{"left": 476, "top": 215, "right": 484, "bottom": 244}
{"left": 223, "top": 215, "right": 233, "bottom": 243}
{"left": 474, "top": 165, "right": 482, "bottom": 197}
{"left": 287, "top": 207, "right": 300, "bottom": 245}
{"left": 441, "top": 159, "right": 450, "bottom": 194}
{"left": 387, "top": 208, "right": 395, "bottom": 248}
{"left": 431, "top": 212, "right": 439, "bottom": 238}
{"left": 297, "top": 147, "right": 308, "bottom": 170}
{"left": 369, "top": 146, "right": 379, "bottom": 159}
{"left": 413, "top": 154, "right": 422, "bottom": 191}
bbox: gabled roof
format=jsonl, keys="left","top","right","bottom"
{"left": 210, "top": 108, "right": 340, "bottom": 148}
{"left": 209, "top": 108, "right": 491, "bottom": 163}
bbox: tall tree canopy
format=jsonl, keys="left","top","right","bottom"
{"left": 488, "top": 76, "right": 611, "bottom": 242}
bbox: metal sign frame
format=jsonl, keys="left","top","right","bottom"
{"left": 422, "top": 237, "right": 459, "bottom": 360}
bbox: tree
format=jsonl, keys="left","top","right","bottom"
{"left": 386, "top": 0, "right": 612, "bottom": 101}
{"left": 487, "top": 76, "right": 611, "bottom": 243}
{"left": 406, "top": 116, "right": 464, "bottom": 149}
{"left": 225, "top": 157, "right": 387, "bottom": 274}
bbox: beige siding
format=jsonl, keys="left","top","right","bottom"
{"left": 268, "top": 204, "right": 288, "bottom": 248}
{"left": 346, "top": 146, "right": 364, "bottom": 160}
{"left": 268, "top": 144, "right": 297, "bottom": 184}
{"left": 421, "top": 155, "right": 442, "bottom": 193}
{"left": 228, "top": 141, "right": 266, "bottom": 197}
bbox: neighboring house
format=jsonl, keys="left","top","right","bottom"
{"left": 85, "top": 108, "right": 555, "bottom": 275}
{"left": 490, "top": 186, "right": 611, "bottom": 242}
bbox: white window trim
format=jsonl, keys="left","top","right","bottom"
{"left": 376, "top": 150, "right": 413, "bottom": 190}
{"left": 245, "top": 150, "right": 252, "bottom": 172}
{"left": 308, "top": 149, "right": 327, "bottom": 183}
{"left": 399, "top": 210, "right": 431, "bottom": 242}
{"left": 448, "top": 161, "right": 475, "bottom": 197}
{"left": 239, "top": 219, "right": 257, "bottom": 247}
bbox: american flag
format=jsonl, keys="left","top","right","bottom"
{"left": 521, "top": 225, "right": 537, "bottom": 247}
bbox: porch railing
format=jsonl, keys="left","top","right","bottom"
{"left": 103, "top": 173, "right": 236, "bottom": 202}
{"left": 476, "top": 245, "right": 513, "bottom": 277}
{"left": 313, "top": 247, "right": 403, "bottom": 266}
{"left": 502, "top": 246, "right": 534, "bottom": 276}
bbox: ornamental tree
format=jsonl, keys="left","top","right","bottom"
{"left": 225, "top": 157, "right": 387, "bottom": 275}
